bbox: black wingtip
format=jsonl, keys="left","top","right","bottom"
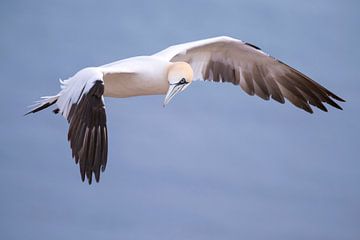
{"left": 336, "top": 104, "right": 343, "bottom": 110}
{"left": 79, "top": 171, "right": 100, "bottom": 184}
{"left": 319, "top": 105, "right": 328, "bottom": 112}
{"left": 334, "top": 96, "right": 346, "bottom": 102}
{"left": 303, "top": 106, "right": 314, "bottom": 114}
{"left": 81, "top": 173, "right": 86, "bottom": 182}
{"left": 80, "top": 173, "right": 94, "bottom": 185}
{"left": 327, "top": 91, "right": 346, "bottom": 102}
{"left": 88, "top": 176, "right": 92, "bottom": 185}
{"left": 95, "top": 174, "right": 100, "bottom": 183}
{"left": 326, "top": 97, "right": 343, "bottom": 110}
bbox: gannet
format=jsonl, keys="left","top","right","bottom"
{"left": 26, "top": 36, "right": 345, "bottom": 184}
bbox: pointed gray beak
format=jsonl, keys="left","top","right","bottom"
{"left": 163, "top": 83, "right": 189, "bottom": 106}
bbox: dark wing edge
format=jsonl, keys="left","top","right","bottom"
{"left": 67, "top": 80, "right": 108, "bottom": 184}
{"left": 171, "top": 40, "right": 345, "bottom": 113}
{"left": 276, "top": 60, "right": 345, "bottom": 112}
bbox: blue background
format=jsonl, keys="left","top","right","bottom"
{"left": 1, "top": 0, "right": 359, "bottom": 239}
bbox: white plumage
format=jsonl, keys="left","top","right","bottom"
{"left": 27, "top": 36, "right": 344, "bottom": 183}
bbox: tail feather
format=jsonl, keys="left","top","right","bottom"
{"left": 25, "top": 95, "right": 59, "bottom": 115}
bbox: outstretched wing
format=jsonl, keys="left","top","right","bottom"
{"left": 154, "top": 36, "right": 345, "bottom": 112}
{"left": 57, "top": 68, "right": 108, "bottom": 184}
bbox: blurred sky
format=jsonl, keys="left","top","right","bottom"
{"left": 1, "top": 0, "right": 359, "bottom": 239}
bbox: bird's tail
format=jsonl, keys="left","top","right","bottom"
{"left": 25, "top": 95, "right": 60, "bottom": 115}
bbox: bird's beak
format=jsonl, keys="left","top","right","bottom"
{"left": 163, "top": 83, "right": 189, "bottom": 106}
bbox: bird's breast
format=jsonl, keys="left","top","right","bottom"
{"left": 102, "top": 57, "right": 170, "bottom": 98}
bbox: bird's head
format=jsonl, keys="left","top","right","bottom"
{"left": 164, "top": 62, "right": 193, "bottom": 106}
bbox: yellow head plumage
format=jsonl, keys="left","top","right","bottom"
{"left": 167, "top": 62, "right": 193, "bottom": 85}
{"left": 164, "top": 62, "right": 193, "bottom": 106}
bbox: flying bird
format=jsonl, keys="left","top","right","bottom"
{"left": 26, "top": 36, "right": 345, "bottom": 184}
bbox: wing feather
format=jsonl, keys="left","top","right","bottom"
{"left": 155, "top": 36, "right": 344, "bottom": 112}
{"left": 65, "top": 80, "right": 108, "bottom": 184}
{"left": 57, "top": 68, "right": 108, "bottom": 184}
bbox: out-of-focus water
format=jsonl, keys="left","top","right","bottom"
{"left": 1, "top": 0, "right": 359, "bottom": 239}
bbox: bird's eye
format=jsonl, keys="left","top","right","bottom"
{"left": 179, "top": 78, "right": 187, "bottom": 84}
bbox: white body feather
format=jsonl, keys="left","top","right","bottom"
{"left": 27, "top": 36, "right": 344, "bottom": 183}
